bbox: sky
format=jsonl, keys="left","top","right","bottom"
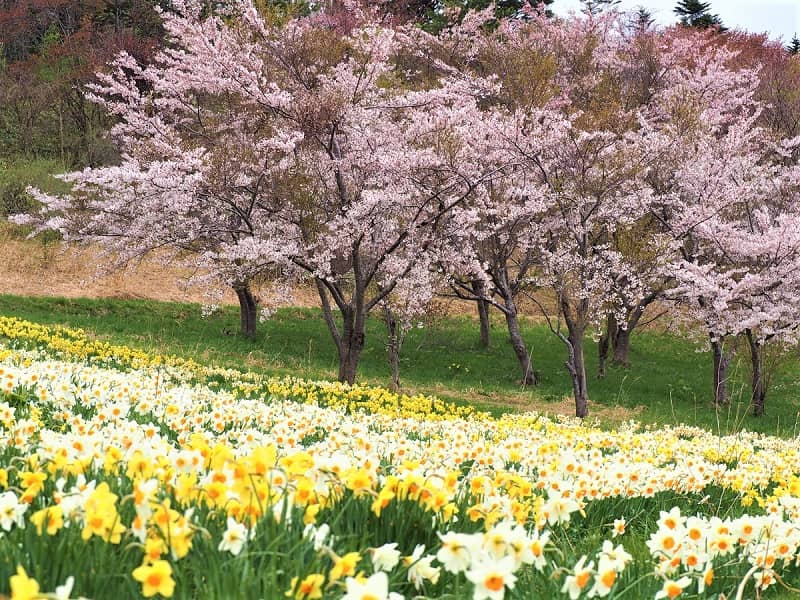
{"left": 551, "top": 0, "right": 800, "bottom": 44}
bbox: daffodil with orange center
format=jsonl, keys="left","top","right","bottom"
{"left": 132, "top": 560, "right": 176, "bottom": 598}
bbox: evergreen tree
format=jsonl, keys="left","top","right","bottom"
{"left": 788, "top": 34, "right": 800, "bottom": 55}
{"left": 674, "top": 0, "right": 724, "bottom": 30}
{"left": 630, "top": 6, "right": 654, "bottom": 32}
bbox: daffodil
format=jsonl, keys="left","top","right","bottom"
{"left": 654, "top": 576, "right": 692, "bottom": 600}
{"left": 372, "top": 543, "right": 401, "bottom": 572}
{"left": 30, "top": 505, "right": 64, "bottom": 536}
{"left": 465, "top": 556, "right": 518, "bottom": 600}
{"left": 329, "top": 552, "right": 361, "bottom": 582}
{"left": 342, "top": 572, "right": 403, "bottom": 600}
{"left": 10, "top": 566, "right": 40, "bottom": 600}
{"left": 132, "top": 560, "right": 175, "bottom": 598}
{"left": 285, "top": 573, "right": 324, "bottom": 600}
{"left": 218, "top": 517, "right": 252, "bottom": 556}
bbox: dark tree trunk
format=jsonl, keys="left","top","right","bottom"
{"left": 598, "top": 314, "right": 618, "bottom": 378}
{"left": 505, "top": 308, "right": 536, "bottom": 386}
{"left": 610, "top": 292, "right": 661, "bottom": 370}
{"left": 315, "top": 279, "right": 367, "bottom": 386}
{"left": 613, "top": 326, "right": 632, "bottom": 366}
{"left": 746, "top": 330, "right": 766, "bottom": 417}
{"left": 710, "top": 337, "right": 730, "bottom": 407}
{"left": 337, "top": 307, "right": 365, "bottom": 385}
{"left": 494, "top": 272, "right": 536, "bottom": 385}
{"left": 566, "top": 329, "right": 589, "bottom": 418}
{"left": 384, "top": 306, "right": 401, "bottom": 392}
{"left": 234, "top": 283, "right": 258, "bottom": 339}
{"left": 472, "top": 279, "right": 491, "bottom": 349}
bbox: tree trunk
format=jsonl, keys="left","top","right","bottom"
{"left": 612, "top": 292, "right": 661, "bottom": 369}
{"left": 598, "top": 315, "right": 618, "bottom": 378}
{"left": 566, "top": 329, "right": 589, "bottom": 418}
{"left": 472, "top": 279, "right": 491, "bottom": 349}
{"left": 710, "top": 337, "right": 730, "bottom": 407}
{"left": 234, "top": 283, "right": 258, "bottom": 339}
{"left": 337, "top": 307, "right": 365, "bottom": 385}
{"left": 493, "top": 272, "right": 536, "bottom": 385}
{"left": 313, "top": 279, "right": 367, "bottom": 386}
{"left": 384, "top": 306, "right": 401, "bottom": 392}
{"left": 501, "top": 297, "right": 536, "bottom": 385}
{"left": 746, "top": 330, "right": 766, "bottom": 417}
{"left": 612, "top": 326, "right": 632, "bottom": 366}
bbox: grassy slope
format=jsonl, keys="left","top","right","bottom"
{"left": 1, "top": 293, "right": 799, "bottom": 436}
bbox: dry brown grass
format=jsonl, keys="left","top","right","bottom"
{"left": 0, "top": 233, "right": 314, "bottom": 305}
{"left": 0, "top": 233, "right": 668, "bottom": 333}
{"left": 0, "top": 231, "right": 213, "bottom": 302}
{"left": 0, "top": 233, "right": 475, "bottom": 312}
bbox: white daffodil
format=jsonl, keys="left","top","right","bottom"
{"left": 404, "top": 545, "right": 440, "bottom": 590}
{"left": 342, "top": 572, "right": 403, "bottom": 600}
{"left": 542, "top": 491, "right": 579, "bottom": 526}
{"left": 0, "top": 491, "right": 27, "bottom": 531}
{"left": 588, "top": 556, "right": 617, "bottom": 598}
{"left": 561, "top": 555, "right": 594, "bottom": 600}
{"left": 218, "top": 517, "right": 253, "bottom": 556}
{"left": 372, "top": 542, "right": 401, "bottom": 572}
{"left": 654, "top": 576, "right": 692, "bottom": 600}
{"left": 437, "top": 531, "right": 481, "bottom": 574}
{"left": 465, "top": 555, "right": 517, "bottom": 600}
{"left": 54, "top": 576, "right": 75, "bottom": 600}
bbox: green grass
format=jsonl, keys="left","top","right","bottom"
{"left": 0, "top": 157, "right": 70, "bottom": 218}
{"left": 1, "top": 293, "right": 799, "bottom": 436}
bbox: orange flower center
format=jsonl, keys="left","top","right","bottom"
{"left": 601, "top": 570, "right": 616, "bottom": 588}
{"left": 485, "top": 575, "right": 505, "bottom": 592}
{"left": 666, "top": 583, "right": 682, "bottom": 599}
{"left": 576, "top": 571, "right": 591, "bottom": 588}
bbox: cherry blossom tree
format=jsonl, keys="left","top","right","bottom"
{"left": 594, "top": 19, "right": 673, "bottom": 376}
{"left": 446, "top": 170, "right": 543, "bottom": 386}
{"left": 432, "top": 7, "right": 582, "bottom": 387}
{"left": 454, "top": 10, "right": 662, "bottom": 416}
{"left": 643, "top": 29, "right": 800, "bottom": 411}
{"left": 665, "top": 128, "right": 800, "bottom": 415}
{"left": 672, "top": 206, "right": 800, "bottom": 416}
{"left": 504, "top": 114, "right": 659, "bottom": 418}
{"left": 437, "top": 8, "right": 678, "bottom": 395}
{"left": 18, "top": 1, "right": 499, "bottom": 378}
{"left": 597, "top": 224, "right": 671, "bottom": 377}
{"left": 251, "top": 9, "right": 499, "bottom": 383}
{"left": 19, "top": 2, "right": 306, "bottom": 338}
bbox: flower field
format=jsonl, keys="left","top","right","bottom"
{"left": 0, "top": 317, "right": 800, "bottom": 599}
